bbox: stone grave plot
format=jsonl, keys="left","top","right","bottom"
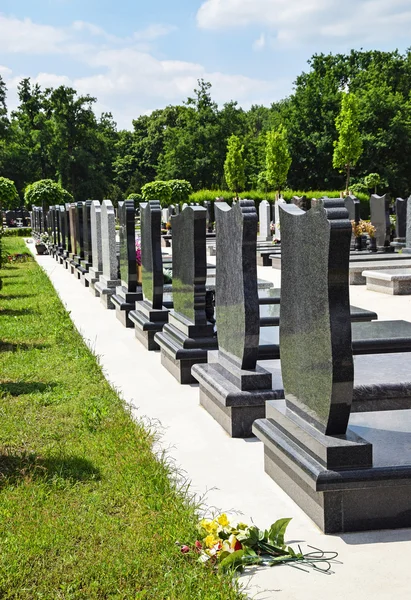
{"left": 85, "top": 201, "right": 103, "bottom": 296}
{"left": 112, "top": 200, "right": 142, "bottom": 326}
{"left": 129, "top": 201, "right": 169, "bottom": 350}
{"left": 192, "top": 200, "right": 281, "bottom": 438}
{"left": 349, "top": 258, "right": 411, "bottom": 284}
{"left": 155, "top": 205, "right": 216, "bottom": 383}
{"left": 254, "top": 198, "right": 411, "bottom": 534}
{"left": 95, "top": 200, "right": 121, "bottom": 309}
{"left": 362, "top": 268, "right": 411, "bottom": 294}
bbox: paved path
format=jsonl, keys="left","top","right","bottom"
{"left": 28, "top": 241, "right": 411, "bottom": 600}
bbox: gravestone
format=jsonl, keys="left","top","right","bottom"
{"left": 57, "top": 205, "right": 66, "bottom": 262}
{"left": 78, "top": 200, "right": 93, "bottom": 285}
{"left": 162, "top": 207, "right": 170, "bottom": 224}
{"left": 112, "top": 200, "right": 142, "bottom": 326}
{"left": 130, "top": 200, "right": 168, "bottom": 349}
{"left": 254, "top": 198, "right": 411, "bottom": 533}
{"left": 64, "top": 203, "right": 72, "bottom": 262}
{"left": 258, "top": 200, "right": 271, "bottom": 241}
{"left": 192, "top": 200, "right": 279, "bottom": 437}
{"left": 391, "top": 197, "right": 408, "bottom": 251}
{"left": 68, "top": 203, "right": 78, "bottom": 270}
{"left": 155, "top": 206, "right": 216, "bottom": 381}
{"left": 291, "top": 195, "right": 310, "bottom": 211}
{"left": 402, "top": 196, "right": 411, "bottom": 254}
{"left": 95, "top": 200, "right": 121, "bottom": 308}
{"left": 344, "top": 194, "right": 361, "bottom": 250}
{"left": 85, "top": 201, "right": 103, "bottom": 296}
{"left": 370, "top": 193, "right": 391, "bottom": 250}
{"left": 70, "top": 201, "right": 84, "bottom": 278}
{"left": 274, "top": 198, "right": 286, "bottom": 241}
{"left": 182, "top": 203, "right": 188, "bottom": 211}
{"left": 169, "top": 204, "right": 176, "bottom": 217}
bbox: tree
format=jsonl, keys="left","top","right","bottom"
{"left": 141, "top": 181, "right": 172, "bottom": 205}
{"left": 0, "top": 177, "right": 19, "bottom": 210}
{"left": 24, "top": 179, "right": 73, "bottom": 210}
{"left": 364, "top": 173, "right": 382, "bottom": 194}
{"left": 224, "top": 135, "right": 246, "bottom": 199}
{"left": 333, "top": 93, "right": 363, "bottom": 193}
{"left": 265, "top": 126, "right": 291, "bottom": 196}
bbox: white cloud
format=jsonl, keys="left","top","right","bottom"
{"left": 0, "top": 13, "right": 68, "bottom": 53}
{"left": 252, "top": 33, "right": 266, "bottom": 51}
{"left": 196, "top": 0, "right": 411, "bottom": 44}
{"left": 0, "top": 13, "right": 287, "bottom": 129}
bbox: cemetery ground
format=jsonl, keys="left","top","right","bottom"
{"left": 0, "top": 237, "right": 243, "bottom": 599}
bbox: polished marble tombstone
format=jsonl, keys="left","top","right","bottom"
{"left": 85, "top": 201, "right": 103, "bottom": 295}
{"left": 258, "top": 199, "right": 271, "bottom": 241}
{"left": 57, "top": 205, "right": 66, "bottom": 262}
{"left": 344, "top": 194, "right": 362, "bottom": 250}
{"left": 254, "top": 198, "right": 411, "bottom": 533}
{"left": 192, "top": 200, "right": 280, "bottom": 437}
{"left": 154, "top": 206, "right": 216, "bottom": 381}
{"left": 391, "top": 197, "right": 408, "bottom": 251}
{"left": 129, "top": 200, "right": 168, "bottom": 349}
{"left": 68, "top": 204, "right": 78, "bottom": 270}
{"left": 370, "top": 193, "right": 391, "bottom": 250}
{"left": 112, "top": 200, "right": 142, "bottom": 326}
{"left": 95, "top": 200, "right": 121, "bottom": 309}
{"left": 70, "top": 201, "right": 84, "bottom": 278}
{"left": 77, "top": 200, "right": 93, "bottom": 285}
{"left": 403, "top": 196, "right": 411, "bottom": 254}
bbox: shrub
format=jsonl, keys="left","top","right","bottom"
{"left": 0, "top": 177, "right": 19, "bottom": 210}
{"left": 141, "top": 181, "right": 172, "bottom": 205}
{"left": 3, "top": 227, "right": 32, "bottom": 237}
{"left": 24, "top": 179, "right": 73, "bottom": 209}
{"left": 127, "top": 193, "right": 143, "bottom": 202}
{"left": 168, "top": 180, "right": 193, "bottom": 204}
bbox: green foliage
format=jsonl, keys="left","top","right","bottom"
{"left": 333, "top": 93, "right": 363, "bottom": 191}
{"left": 224, "top": 135, "right": 246, "bottom": 197}
{"left": 364, "top": 172, "right": 385, "bottom": 194}
{"left": 0, "top": 238, "right": 244, "bottom": 600}
{"left": 265, "top": 126, "right": 292, "bottom": 194}
{"left": 127, "top": 192, "right": 143, "bottom": 201}
{"left": 24, "top": 179, "right": 73, "bottom": 209}
{"left": 2, "top": 227, "right": 32, "bottom": 237}
{"left": 0, "top": 177, "right": 19, "bottom": 209}
{"left": 141, "top": 180, "right": 172, "bottom": 205}
{"left": 168, "top": 179, "right": 193, "bottom": 203}
{"left": 256, "top": 170, "right": 269, "bottom": 193}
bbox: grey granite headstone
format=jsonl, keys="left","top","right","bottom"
{"left": 344, "top": 195, "right": 360, "bottom": 223}
{"left": 182, "top": 203, "right": 188, "bottom": 211}
{"left": 258, "top": 199, "right": 271, "bottom": 241}
{"left": 58, "top": 205, "right": 66, "bottom": 254}
{"left": 403, "top": 196, "right": 411, "bottom": 253}
{"left": 370, "top": 193, "right": 391, "bottom": 249}
{"left": 65, "top": 203, "right": 71, "bottom": 255}
{"left": 85, "top": 201, "right": 103, "bottom": 295}
{"left": 192, "top": 200, "right": 278, "bottom": 437}
{"left": 291, "top": 195, "right": 310, "bottom": 211}
{"left": 82, "top": 200, "right": 93, "bottom": 266}
{"left": 75, "top": 201, "right": 85, "bottom": 260}
{"left": 95, "top": 200, "right": 121, "bottom": 308}
{"left": 130, "top": 200, "right": 168, "bottom": 349}
{"left": 69, "top": 204, "right": 77, "bottom": 259}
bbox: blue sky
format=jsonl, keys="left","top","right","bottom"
{"left": 1, "top": 0, "right": 411, "bottom": 129}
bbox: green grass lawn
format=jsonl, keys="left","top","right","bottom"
{"left": 0, "top": 238, "right": 244, "bottom": 599}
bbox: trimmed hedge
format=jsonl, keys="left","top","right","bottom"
{"left": 2, "top": 227, "right": 32, "bottom": 237}
{"left": 188, "top": 189, "right": 370, "bottom": 218}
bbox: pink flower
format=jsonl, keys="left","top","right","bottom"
{"left": 180, "top": 545, "right": 190, "bottom": 554}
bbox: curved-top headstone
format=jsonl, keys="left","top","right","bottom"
{"left": 291, "top": 195, "right": 310, "bottom": 212}
{"left": 91, "top": 201, "right": 103, "bottom": 272}
{"left": 344, "top": 194, "right": 360, "bottom": 223}
{"left": 279, "top": 198, "right": 353, "bottom": 435}
{"left": 118, "top": 199, "right": 137, "bottom": 292}
{"left": 82, "top": 200, "right": 93, "bottom": 264}
{"left": 101, "top": 200, "right": 118, "bottom": 280}
{"left": 215, "top": 199, "right": 259, "bottom": 370}
{"left": 171, "top": 205, "right": 207, "bottom": 324}
{"left": 370, "top": 193, "right": 390, "bottom": 248}
{"left": 140, "top": 200, "right": 163, "bottom": 308}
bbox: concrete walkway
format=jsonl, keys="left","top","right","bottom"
{"left": 28, "top": 241, "right": 411, "bottom": 600}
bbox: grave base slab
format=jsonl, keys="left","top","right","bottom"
{"left": 254, "top": 400, "right": 411, "bottom": 533}
{"left": 112, "top": 287, "right": 143, "bottom": 328}
{"left": 129, "top": 301, "right": 169, "bottom": 350}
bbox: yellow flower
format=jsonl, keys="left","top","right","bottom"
{"left": 205, "top": 534, "right": 219, "bottom": 549}
{"left": 217, "top": 513, "right": 229, "bottom": 528}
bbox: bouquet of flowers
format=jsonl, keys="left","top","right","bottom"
{"left": 135, "top": 237, "right": 142, "bottom": 266}
{"left": 178, "top": 514, "right": 338, "bottom": 574}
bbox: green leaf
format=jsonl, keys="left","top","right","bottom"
{"left": 268, "top": 518, "right": 292, "bottom": 548}
{"left": 218, "top": 550, "right": 245, "bottom": 573}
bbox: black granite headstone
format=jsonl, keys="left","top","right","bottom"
{"left": 75, "top": 201, "right": 84, "bottom": 260}
{"left": 395, "top": 197, "right": 407, "bottom": 239}
{"left": 118, "top": 200, "right": 137, "bottom": 293}
{"left": 155, "top": 206, "right": 216, "bottom": 382}
{"left": 82, "top": 200, "right": 93, "bottom": 265}
{"left": 192, "top": 200, "right": 279, "bottom": 437}
{"left": 130, "top": 200, "right": 169, "bottom": 349}
{"left": 65, "top": 203, "right": 71, "bottom": 255}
